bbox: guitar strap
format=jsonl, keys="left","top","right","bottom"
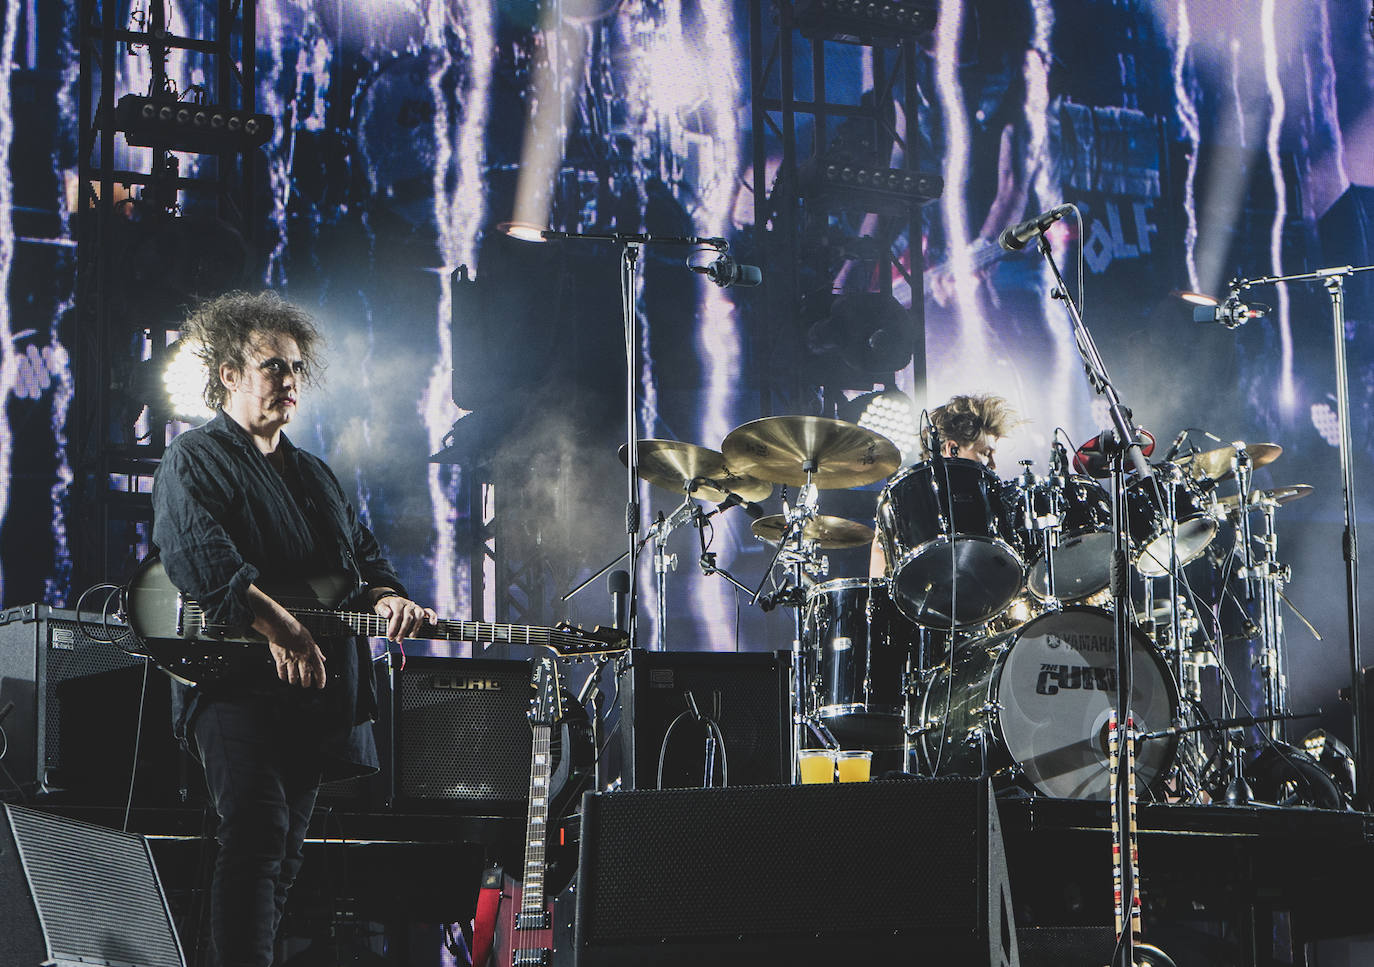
{"left": 470, "top": 865, "right": 503, "bottom": 967}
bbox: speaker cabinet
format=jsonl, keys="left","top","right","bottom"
{"left": 574, "top": 777, "right": 1019, "bottom": 967}
{"left": 389, "top": 655, "right": 539, "bottom": 813}
{"left": 618, "top": 649, "right": 788, "bottom": 790}
{"left": 0, "top": 605, "right": 183, "bottom": 803}
{"left": 0, "top": 803, "right": 185, "bottom": 967}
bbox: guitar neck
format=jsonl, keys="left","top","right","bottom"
{"left": 178, "top": 600, "right": 598, "bottom": 652}
{"left": 520, "top": 722, "right": 552, "bottom": 919}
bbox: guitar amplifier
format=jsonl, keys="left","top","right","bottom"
{"left": 617, "top": 649, "right": 789, "bottom": 790}
{"left": 0, "top": 604, "right": 186, "bottom": 804}
{"left": 385, "top": 655, "right": 543, "bottom": 814}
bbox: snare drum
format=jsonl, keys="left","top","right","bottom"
{"left": 802, "top": 578, "right": 915, "bottom": 748}
{"left": 876, "top": 458, "right": 1024, "bottom": 628}
{"left": 919, "top": 606, "right": 1178, "bottom": 799}
{"left": 1002, "top": 474, "right": 1113, "bottom": 602}
{"left": 1125, "top": 469, "right": 1218, "bottom": 576}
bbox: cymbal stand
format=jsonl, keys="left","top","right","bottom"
{"left": 1151, "top": 465, "right": 1207, "bottom": 801}
{"left": 750, "top": 467, "right": 823, "bottom": 783}
{"left": 1250, "top": 494, "right": 1291, "bottom": 742}
{"left": 645, "top": 494, "right": 701, "bottom": 652}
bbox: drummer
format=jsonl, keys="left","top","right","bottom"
{"left": 869, "top": 393, "right": 1020, "bottom": 577}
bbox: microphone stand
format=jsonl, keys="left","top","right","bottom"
{"left": 527, "top": 229, "right": 729, "bottom": 651}
{"left": 1228, "top": 263, "right": 1374, "bottom": 805}
{"left": 1030, "top": 223, "right": 1150, "bottom": 967}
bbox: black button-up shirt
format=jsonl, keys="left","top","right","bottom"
{"left": 152, "top": 411, "right": 408, "bottom": 780}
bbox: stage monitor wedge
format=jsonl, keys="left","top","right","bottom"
{"left": 0, "top": 804, "right": 186, "bottom": 967}
{"left": 574, "top": 777, "right": 1018, "bottom": 967}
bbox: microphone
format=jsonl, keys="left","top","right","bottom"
{"left": 712, "top": 492, "right": 766, "bottom": 520}
{"left": 1072, "top": 427, "right": 1156, "bottom": 477}
{"left": 608, "top": 570, "right": 629, "bottom": 631}
{"left": 1163, "top": 428, "right": 1189, "bottom": 463}
{"left": 1194, "top": 296, "right": 1267, "bottom": 330}
{"left": 997, "top": 204, "right": 1075, "bottom": 251}
{"left": 692, "top": 254, "right": 763, "bottom": 288}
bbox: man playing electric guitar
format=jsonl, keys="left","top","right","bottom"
{"left": 150, "top": 290, "right": 437, "bottom": 967}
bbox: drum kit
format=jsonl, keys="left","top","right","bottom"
{"left": 620, "top": 414, "right": 1333, "bottom": 805}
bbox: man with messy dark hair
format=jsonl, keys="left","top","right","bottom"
{"left": 153, "top": 290, "right": 436, "bottom": 967}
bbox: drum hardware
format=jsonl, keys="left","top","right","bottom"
{"left": 721, "top": 415, "right": 900, "bottom": 491}
{"left": 750, "top": 513, "right": 875, "bottom": 549}
{"left": 721, "top": 416, "right": 900, "bottom": 782}
{"left": 875, "top": 456, "right": 1026, "bottom": 628}
{"left": 1175, "top": 440, "right": 1282, "bottom": 485}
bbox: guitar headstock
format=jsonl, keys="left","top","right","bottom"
{"left": 547, "top": 622, "right": 630, "bottom": 658}
{"left": 529, "top": 655, "right": 562, "bottom": 727}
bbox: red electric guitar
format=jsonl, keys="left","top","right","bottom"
{"left": 487, "top": 655, "right": 578, "bottom": 967}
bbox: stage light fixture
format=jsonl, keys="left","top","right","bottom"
{"left": 116, "top": 94, "right": 274, "bottom": 155}
{"left": 794, "top": 0, "right": 937, "bottom": 43}
{"left": 839, "top": 388, "right": 919, "bottom": 464}
{"left": 805, "top": 290, "right": 915, "bottom": 385}
{"left": 798, "top": 158, "right": 942, "bottom": 214}
{"left": 162, "top": 340, "right": 214, "bottom": 422}
{"left": 498, "top": 221, "right": 551, "bottom": 243}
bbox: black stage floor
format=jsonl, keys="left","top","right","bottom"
{"left": 28, "top": 787, "right": 1374, "bottom": 967}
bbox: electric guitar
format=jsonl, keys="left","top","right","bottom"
{"left": 121, "top": 557, "right": 627, "bottom": 687}
{"left": 490, "top": 656, "right": 573, "bottom": 967}
{"left": 1107, "top": 712, "right": 1177, "bottom": 967}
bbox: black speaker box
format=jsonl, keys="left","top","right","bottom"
{"left": 0, "top": 803, "right": 185, "bottom": 966}
{"left": 573, "top": 777, "right": 1019, "bottom": 967}
{"left": 617, "top": 649, "right": 788, "bottom": 789}
{"left": 0, "top": 605, "right": 185, "bottom": 804}
{"left": 387, "top": 655, "right": 539, "bottom": 813}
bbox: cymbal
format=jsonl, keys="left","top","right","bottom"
{"left": 1177, "top": 442, "right": 1282, "bottom": 482}
{"left": 1218, "top": 483, "right": 1314, "bottom": 513}
{"left": 751, "top": 514, "right": 876, "bottom": 549}
{"left": 721, "top": 416, "right": 900, "bottom": 489}
{"left": 618, "top": 440, "right": 773, "bottom": 503}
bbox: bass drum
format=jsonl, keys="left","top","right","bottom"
{"left": 802, "top": 578, "right": 915, "bottom": 749}
{"left": 919, "top": 607, "right": 1177, "bottom": 800}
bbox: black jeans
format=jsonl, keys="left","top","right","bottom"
{"left": 192, "top": 697, "right": 325, "bottom": 967}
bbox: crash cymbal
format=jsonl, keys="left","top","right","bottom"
{"left": 618, "top": 440, "right": 773, "bottom": 503}
{"left": 751, "top": 514, "right": 876, "bottom": 549}
{"left": 1177, "top": 442, "right": 1282, "bottom": 482}
{"left": 721, "top": 416, "right": 900, "bottom": 489}
{"left": 1218, "top": 483, "right": 1314, "bottom": 513}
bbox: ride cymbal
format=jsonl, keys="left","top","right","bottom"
{"left": 618, "top": 440, "right": 773, "bottom": 503}
{"left": 750, "top": 514, "right": 876, "bottom": 549}
{"left": 722, "top": 415, "right": 900, "bottom": 489}
{"left": 1178, "top": 442, "right": 1281, "bottom": 482}
{"left": 1217, "top": 483, "right": 1313, "bottom": 513}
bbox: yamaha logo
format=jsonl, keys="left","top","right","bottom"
{"left": 430, "top": 675, "right": 503, "bottom": 691}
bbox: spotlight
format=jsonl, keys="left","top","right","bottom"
{"left": 805, "top": 291, "right": 915, "bottom": 385}
{"left": 498, "top": 221, "right": 552, "bottom": 243}
{"left": 115, "top": 94, "right": 274, "bottom": 154}
{"left": 839, "top": 389, "right": 920, "bottom": 464}
{"left": 163, "top": 340, "right": 214, "bottom": 422}
{"left": 799, "top": 158, "right": 943, "bottom": 214}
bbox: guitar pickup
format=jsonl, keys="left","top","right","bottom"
{"left": 513, "top": 951, "right": 550, "bottom": 967}
{"left": 515, "top": 910, "right": 550, "bottom": 931}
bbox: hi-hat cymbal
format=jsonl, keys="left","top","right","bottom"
{"left": 751, "top": 514, "right": 876, "bottom": 549}
{"left": 1218, "top": 483, "right": 1314, "bottom": 513}
{"left": 721, "top": 416, "right": 900, "bottom": 489}
{"left": 1177, "top": 442, "right": 1282, "bottom": 482}
{"left": 618, "top": 440, "right": 773, "bottom": 503}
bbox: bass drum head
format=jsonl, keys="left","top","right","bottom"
{"left": 994, "top": 607, "right": 1176, "bottom": 800}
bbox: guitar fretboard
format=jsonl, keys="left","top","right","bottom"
{"left": 180, "top": 603, "right": 605, "bottom": 652}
